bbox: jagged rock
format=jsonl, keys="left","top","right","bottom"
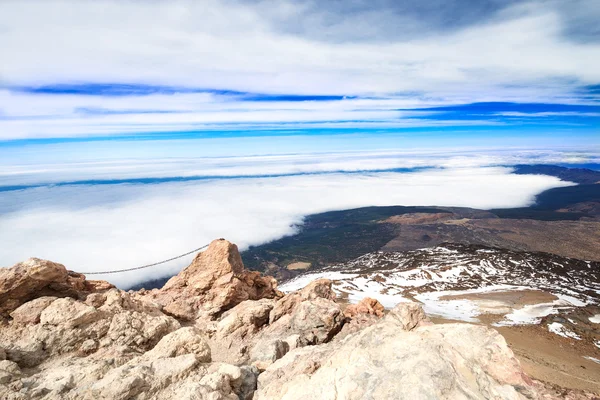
{"left": 0, "top": 241, "right": 567, "bottom": 399}
{"left": 0, "top": 258, "right": 113, "bottom": 318}
{"left": 249, "top": 295, "right": 345, "bottom": 370}
{"left": 40, "top": 297, "right": 102, "bottom": 328}
{"left": 100, "top": 310, "right": 180, "bottom": 351}
{"left": 385, "top": 301, "right": 432, "bottom": 331}
{"left": 256, "top": 303, "right": 535, "bottom": 400}
{"left": 147, "top": 239, "right": 281, "bottom": 320}
{"left": 216, "top": 299, "right": 275, "bottom": 338}
{"left": 10, "top": 296, "right": 57, "bottom": 325}
{"left": 145, "top": 327, "right": 211, "bottom": 362}
{"left": 0, "top": 360, "right": 20, "bottom": 384}
{"left": 343, "top": 297, "right": 384, "bottom": 318}
{"left": 269, "top": 279, "right": 336, "bottom": 324}
{"left": 250, "top": 339, "right": 290, "bottom": 371}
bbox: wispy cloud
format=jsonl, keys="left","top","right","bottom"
{"left": 0, "top": 1, "right": 598, "bottom": 140}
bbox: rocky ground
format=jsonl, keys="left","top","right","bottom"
{"left": 0, "top": 239, "right": 598, "bottom": 399}
{"left": 279, "top": 244, "right": 600, "bottom": 394}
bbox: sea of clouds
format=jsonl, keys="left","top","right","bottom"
{"left": 0, "top": 146, "right": 589, "bottom": 288}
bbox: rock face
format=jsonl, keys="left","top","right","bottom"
{"left": 0, "top": 238, "right": 572, "bottom": 399}
{"left": 256, "top": 303, "right": 531, "bottom": 400}
{"left": 146, "top": 239, "right": 282, "bottom": 320}
{"left": 0, "top": 258, "right": 114, "bottom": 317}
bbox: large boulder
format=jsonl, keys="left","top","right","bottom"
{"left": 147, "top": 239, "right": 282, "bottom": 320}
{"left": 269, "top": 279, "right": 336, "bottom": 324}
{"left": 248, "top": 285, "right": 345, "bottom": 370}
{"left": 0, "top": 258, "right": 113, "bottom": 317}
{"left": 255, "top": 303, "right": 535, "bottom": 400}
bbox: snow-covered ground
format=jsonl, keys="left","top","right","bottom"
{"left": 279, "top": 244, "right": 600, "bottom": 331}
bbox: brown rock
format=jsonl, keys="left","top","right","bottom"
{"left": 385, "top": 302, "right": 432, "bottom": 331}
{"left": 256, "top": 303, "right": 537, "bottom": 400}
{"left": 269, "top": 279, "right": 336, "bottom": 324}
{"left": 10, "top": 296, "right": 57, "bottom": 325}
{"left": 0, "top": 258, "right": 68, "bottom": 316}
{"left": 0, "top": 258, "right": 114, "bottom": 318}
{"left": 148, "top": 239, "right": 282, "bottom": 320}
{"left": 343, "top": 297, "right": 385, "bottom": 318}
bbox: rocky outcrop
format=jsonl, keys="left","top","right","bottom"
{"left": 256, "top": 303, "right": 532, "bottom": 400}
{"left": 0, "top": 238, "right": 574, "bottom": 399}
{"left": 145, "top": 239, "right": 282, "bottom": 320}
{"left": 0, "top": 258, "right": 113, "bottom": 317}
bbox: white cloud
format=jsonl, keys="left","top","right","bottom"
{"left": 0, "top": 165, "right": 573, "bottom": 288}
{"left": 0, "top": 1, "right": 598, "bottom": 139}
{"left": 1, "top": 1, "right": 599, "bottom": 95}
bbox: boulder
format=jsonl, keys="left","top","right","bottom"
{"left": 249, "top": 295, "right": 345, "bottom": 370}
{"left": 343, "top": 297, "right": 385, "bottom": 318}
{"left": 40, "top": 297, "right": 102, "bottom": 328}
{"left": 10, "top": 296, "right": 57, "bottom": 325}
{"left": 0, "top": 258, "right": 113, "bottom": 318}
{"left": 256, "top": 303, "right": 536, "bottom": 400}
{"left": 216, "top": 299, "right": 275, "bottom": 338}
{"left": 385, "top": 301, "right": 432, "bottom": 331}
{"left": 269, "top": 279, "right": 336, "bottom": 324}
{"left": 145, "top": 327, "right": 211, "bottom": 362}
{"left": 148, "top": 239, "right": 282, "bottom": 320}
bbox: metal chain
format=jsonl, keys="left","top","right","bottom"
{"left": 83, "top": 243, "right": 210, "bottom": 275}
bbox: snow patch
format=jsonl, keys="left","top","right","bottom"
{"left": 583, "top": 356, "right": 600, "bottom": 365}
{"left": 548, "top": 322, "right": 581, "bottom": 340}
{"left": 589, "top": 314, "right": 600, "bottom": 324}
{"left": 278, "top": 271, "right": 358, "bottom": 293}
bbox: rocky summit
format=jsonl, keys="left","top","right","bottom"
{"left": 0, "top": 239, "right": 593, "bottom": 399}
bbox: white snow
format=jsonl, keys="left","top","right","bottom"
{"left": 414, "top": 285, "right": 527, "bottom": 322}
{"left": 278, "top": 271, "right": 358, "bottom": 293}
{"left": 547, "top": 322, "right": 581, "bottom": 340}
{"left": 494, "top": 303, "right": 558, "bottom": 326}
{"left": 278, "top": 245, "right": 598, "bottom": 327}
{"left": 583, "top": 356, "right": 600, "bottom": 365}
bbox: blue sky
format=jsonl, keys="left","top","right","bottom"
{"left": 0, "top": 0, "right": 598, "bottom": 147}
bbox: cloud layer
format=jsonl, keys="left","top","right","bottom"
{"left": 0, "top": 162, "right": 574, "bottom": 288}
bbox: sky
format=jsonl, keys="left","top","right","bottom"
{"left": 0, "top": 0, "right": 599, "bottom": 286}
{"left": 0, "top": 0, "right": 598, "bottom": 142}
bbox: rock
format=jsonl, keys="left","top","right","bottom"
{"left": 101, "top": 311, "right": 180, "bottom": 351}
{"left": 0, "top": 258, "right": 68, "bottom": 316}
{"left": 288, "top": 298, "right": 344, "bottom": 344}
{"left": 146, "top": 327, "right": 211, "bottom": 362}
{"left": 0, "top": 258, "right": 113, "bottom": 318}
{"left": 0, "top": 244, "right": 558, "bottom": 400}
{"left": 269, "top": 279, "right": 336, "bottom": 324}
{"left": 40, "top": 297, "right": 101, "bottom": 328}
{"left": 237, "top": 365, "right": 260, "bottom": 400}
{"left": 216, "top": 299, "right": 275, "bottom": 338}
{"left": 0, "top": 360, "right": 20, "bottom": 384}
{"left": 249, "top": 296, "right": 344, "bottom": 370}
{"left": 385, "top": 301, "right": 431, "bottom": 331}
{"left": 250, "top": 339, "right": 290, "bottom": 371}
{"left": 256, "top": 304, "right": 536, "bottom": 400}
{"left": 343, "top": 297, "right": 384, "bottom": 318}
{"left": 10, "top": 296, "right": 57, "bottom": 325}
{"left": 148, "top": 239, "right": 282, "bottom": 320}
